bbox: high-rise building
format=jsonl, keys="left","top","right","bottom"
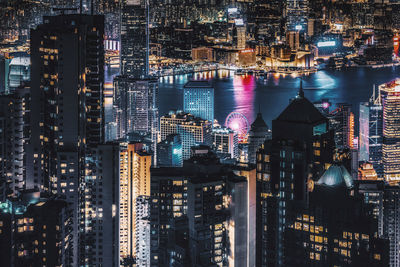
{"left": 380, "top": 79, "right": 400, "bottom": 183}
{"left": 212, "top": 126, "right": 239, "bottom": 160}
{"left": 113, "top": 76, "right": 159, "bottom": 143}
{"left": 135, "top": 195, "right": 151, "bottom": 267}
{"left": 120, "top": 0, "right": 149, "bottom": 78}
{"left": 157, "top": 134, "right": 183, "bottom": 167}
{"left": 160, "top": 111, "right": 212, "bottom": 160}
{"left": 256, "top": 86, "right": 335, "bottom": 266}
{"left": 119, "top": 143, "right": 151, "bottom": 265}
{"left": 0, "top": 196, "right": 71, "bottom": 267}
{"left": 0, "top": 87, "right": 30, "bottom": 200}
{"left": 7, "top": 57, "right": 30, "bottom": 93}
{"left": 330, "top": 103, "right": 355, "bottom": 149}
{"left": 383, "top": 185, "right": 400, "bottom": 267}
{"left": 183, "top": 81, "right": 214, "bottom": 123}
{"left": 359, "top": 90, "right": 383, "bottom": 177}
{"left": 28, "top": 14, "right": 105, "bottom": 266}
{"left": 248, "top": 112, "right": 271, "bottom": 164}
{"left": 285, "top": 0, "right": 309, "bottom": 33}
{"left": 283, "top": 165, "right": 389, "bottom": 266}
{"left": 79, "top": 144, "right": 120, "bottom": 266}
{"left": 150, "top": 153, "right": 248, "bottom": 266}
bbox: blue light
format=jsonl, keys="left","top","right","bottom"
{"left": 295, "top": 25, "right": 303, "bottom": 31}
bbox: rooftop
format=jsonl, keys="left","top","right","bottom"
{"left": 184, "top": 80, "right": 213, "bottom": 88}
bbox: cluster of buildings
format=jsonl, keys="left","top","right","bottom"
{"left": 1, "top": 1, "right": 400, "bottom": 267}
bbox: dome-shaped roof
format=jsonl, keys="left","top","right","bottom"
{"left": 316, "top": 165, "right": 354, "bottom": 189}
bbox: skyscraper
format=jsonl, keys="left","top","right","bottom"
{"left": 113, "top": 76, "right": 159, "bottom": 143}
{"left": 380, "top": 79, "right": 400, "bottom": 183}
{"left": 285, "top": 0, "right": 308, "bottom": 33}
{"left": 28, "top": 14, "right": 105, "bottom": 265}
{"left": 256, "top": 85, "right": 335, "bottom": 266}
{"left": 120, "top": 0, "right": 149, "bottom": 78}
{"left": 359, "top": 89, "right": 383, "bottom": 177}
{"left": 183, "top": 81, "right": 214, "bottom": 123}
{"left": 150, "top": 152, "right": 248, "bottom": 266}
{"left": 119, "top": 143, "right": 151, "bottom": 265}
{"left": 0, "top": 87, "right": 30, "bottom": 200}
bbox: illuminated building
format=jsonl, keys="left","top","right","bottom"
{"left": 212, "top": 126, "right": 239, "bottom": 160}
{"left": 150, "top": 152, "right": 248, "bottom": 266}
{"left": 359, "top": 92, "right": 383, "bottom": 177}
{"left": 157, "top": 134, "right": 183, "bottom": 167}
{"left": 0, "top": 197, "right": 70, "bottom": 267}
{"left": 183, "top": 81, "right": 214, "bottom": 124}
{"left": 113, "top": 76, "right": 159, "bottom": 150}
{"left": 80, "top": 144, "right": 120, "bottom": 266}
{"left": 329, "top": 103, "right": 355, "bottom": 149}
{"left": 135, "top": 195, "right": 151, "bottom": 267}
{"left": 383, "top": 185, "right": 400, "bottom": 267}
{"left": 256, "top": 84, "right": 335, "bottom": 266}
{"left": 0, "top": 87, "right": 30, "bottom": 200}
{"left": 191, "top": 47, "right": 215, "bottom": 62}
{"left": 248, "top": 112, "right": 271, "bottom": 164}
{"left": 285, "top": 0, "right": 308, "bottom": 33}
{"left": 233, "top": 23, "right": 246, "bottom": 50}
{"left": 380, "top": 79, "right": 400, "bottom": 183}
{"left": 358, "top": 162, "right": 378, "bottom": 180}
{"left": 120, "top": 0, "right": 149, "bottom": 78}
{"left": 284, "top": 165, "right": 389, "bottom": 266}
{"left": 28, "top": 14, "right": 105, "bottom": 266}
{"left": 119, "top": 143, "right": 151, "bottom": 264}
{"left": 160, "top": 110, "right": 212, "bottom": 160}
{"left": 7, "top": 57, "right": 30, "bottom": 92}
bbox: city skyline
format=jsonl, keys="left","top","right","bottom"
{"left": 0, "top": 0, "right": 400, "bottom": 266}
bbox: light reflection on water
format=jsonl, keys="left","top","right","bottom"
{"left": 105, "top": 66, "right": 400, "bottom": 128}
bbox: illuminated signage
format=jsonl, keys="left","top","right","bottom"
{"left": 228, "top": 8, "right": 238, "bottom": 13}
{"left": 317, "top": 41, "right": 336, "bottom": 47}
{"left": 240, "top": 49, "right": 254, "bottom": 53}
{"left": 235, "top": 19, "right": 244, "bottom": 26}
{"left": 295, "top": 25, "right": 303, "bottom": 30}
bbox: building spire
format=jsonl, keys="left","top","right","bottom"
{"left": 298, "top": 78, "right": 304, "bottom": 98}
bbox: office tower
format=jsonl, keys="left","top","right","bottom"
{"left": 113, "top": 76, "right": 159, "bottom": 143}
{"left": 232, "top": 164, "right": 257, "bottom": 267}
{"left": 150, "top": 153, "right": 248, "bottom": 266}
{"left": 120, "top": 0, "right": 149, "bottom": 78}
{"left": 256, "top": 86, "right": 335, "bottom": 266}
{"left": 157, "top": 134, "right": 183, "bottom": 167}
{"left": 359, "top": 91, "right": 383, "bottom": 177}
{"left": 212, "top": 126, "right": 239, "bottom": 160}
{"left": 160, "top": 111, "right": 212, "bottom": 160}
{"left": 248, "top": 112, "right": 271, "bottom": 164}
{"left": 285, "top": 0, "right": 309, "bottom": 33}
{"left": 7, "top": 57, "right": 30, "bottom": 92}
{"left": 119, "top": 143, "right": 151, "bottom": 265}
{"left": 79, "top": 144, "right": 120, "bottom": 266}
{"left": 380, "top": 79, "right": 400, "bottom": 183}
{"left": 0, "top": 196, "right": 70, "bottom": 267}
{"left": 183, "top": 81, "right": 214, "bottom": 123}
{"left": 283, "top": 164, "right": 389, "bottom": 266}
{"left": 0, "top": 87, "right": 30, "bottom": 200}
{"left": 383, "top": 185, "right": 400, "bottom": 267}
{"left": 233, "top": 23, "right": 246, "bottom": 50}
{"left": 136, "top": 195, "right": 151, "bottom": 267}
{"left": 28, "top": 14, "right": 105, "bottom": 266}
{"left": 330, "top": 103, "right": 355, "bottom": 149}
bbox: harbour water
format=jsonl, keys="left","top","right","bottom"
{"left": 106, "top": 66, "right": 400, "bottom": 129}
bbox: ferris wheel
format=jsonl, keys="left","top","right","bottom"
{"left": 225, "top": 112, "right": 250, "bottom": 142}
